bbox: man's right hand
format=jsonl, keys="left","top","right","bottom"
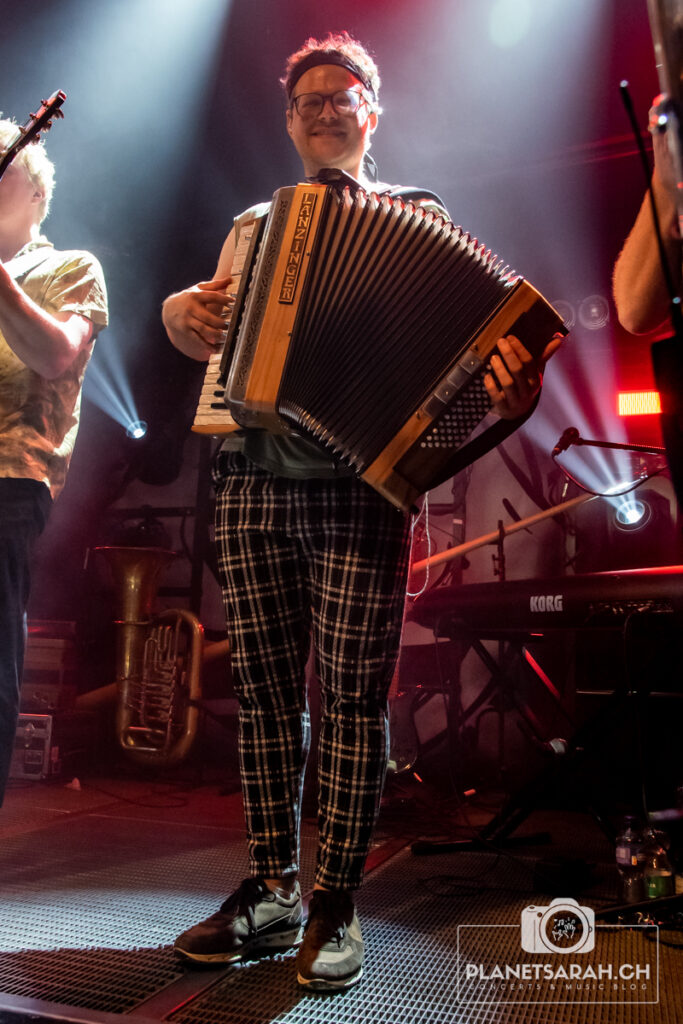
{"left": 162, "top": 275, "right": 233, "bottom": 361}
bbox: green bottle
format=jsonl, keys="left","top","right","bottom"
{"left": 643, "top": 828, "right": 674, "bottom": 899}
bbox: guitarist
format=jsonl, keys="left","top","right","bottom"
{"left": 0, "top": 119, "right": 108, "bottom": 806}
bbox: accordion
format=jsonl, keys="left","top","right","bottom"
{"left": 194, "top": 177, "right": 567, "bottom": 510}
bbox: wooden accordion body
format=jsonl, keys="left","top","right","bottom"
{"left": 195, "top": 179, "right": 567, "bottom": 511}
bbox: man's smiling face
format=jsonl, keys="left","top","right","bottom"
{"left": 286, "top": 63, "right": 377, "bottom": 179}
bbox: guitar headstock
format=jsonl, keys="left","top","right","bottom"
{"left": 23, "top": 90, "right": 66, "bottom": 144}
{"left": 0, "top": 89, "right": 66, "bottom": 180}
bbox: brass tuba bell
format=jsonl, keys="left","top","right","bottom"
{"left": 93, "top": 545, "right": 209, "bottom": 767}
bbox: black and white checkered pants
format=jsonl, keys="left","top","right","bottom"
{"left": 213, "top": 450, "right": 411, "bottom": 890}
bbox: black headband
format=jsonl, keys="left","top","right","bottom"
{"left": 286, "top": 51, "right": 376, "bottom": 101}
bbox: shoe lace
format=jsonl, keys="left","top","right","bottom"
{"left": 306, "top": 891, "right": 353, "bottom": 946}
{"left": 219, "top": 878, "right": 270, "bottom": 935}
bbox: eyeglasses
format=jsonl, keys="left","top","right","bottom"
{"left": 290, "top": 89, "right": 371, "bottom": 120}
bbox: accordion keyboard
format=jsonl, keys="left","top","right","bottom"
{"left": 193, "top": 348, "right": 238, "bottom": 435}
{"left": 192, "top": 219, "right": 259, "bottom": 436}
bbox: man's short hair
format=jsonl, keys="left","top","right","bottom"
{"left": 0, "top": 119, "right": 55, "bottom": 223}
{"left": 282, "top": 31, "right": 381, "bottom": 107}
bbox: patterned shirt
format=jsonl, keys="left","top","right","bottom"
{"left": 0, "top": 237, "right": 108, "bottom": 496}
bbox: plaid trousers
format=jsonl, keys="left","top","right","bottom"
{"left": 213, "top": 450, "right": 411, "bottom": 890}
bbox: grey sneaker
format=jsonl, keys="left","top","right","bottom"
{"left": 296, "top": 890, "right": 364, "bottom": 990}
{"left": 174, "top": 878, "right": 303, "bottom": 965}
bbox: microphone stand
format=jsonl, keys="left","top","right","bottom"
{"left": 410, "top": 492, "right": 596, "bottom": 576}
{"left": 562, "top": 433, "right": 667, "bottom": 457}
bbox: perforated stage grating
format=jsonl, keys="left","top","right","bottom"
{"left": 0, "top": 806, "right": 319, "bottom": 1016}
{"left": 168, "top": 847, "right": 682, "bottom": 1024}
{"left": 0, "top": 791, "right": 681, "bottom": 1024}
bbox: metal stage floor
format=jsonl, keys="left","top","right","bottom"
{"left": 0, "top": 773, "right": 681, "bottom": 1024}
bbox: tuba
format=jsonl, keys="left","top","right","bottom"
{"left": 91, "top": 545, "right": 225, "bottom": 767}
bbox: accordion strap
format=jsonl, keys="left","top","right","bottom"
{"left": 308, "top": 168, "right": 447, "bottom": 212}
{"left": 385, "top": 184, "right": 448, "bottom": 210}
{"left": 426, "top": 391, "right": 542, "bottom": 492}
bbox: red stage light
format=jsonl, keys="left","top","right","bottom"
{"left": 617, "top": 391, "right": 662, "bottom": 416}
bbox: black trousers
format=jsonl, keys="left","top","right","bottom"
{"left": 0, "top": 478, "right": 51, "bottom": 806}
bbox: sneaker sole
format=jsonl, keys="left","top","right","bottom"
{"left": 296, "top": 966, "right": 363, "bottom": 991}
{"left": 174, "top": 925, "right": 303, "bottom": 966}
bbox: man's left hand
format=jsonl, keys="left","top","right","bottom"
{"left": 484, "top": 332, "right": 564, "bottom": 420}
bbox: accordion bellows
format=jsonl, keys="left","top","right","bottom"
{"left": 195, "top": 179, "right": 566, "bottom": 510}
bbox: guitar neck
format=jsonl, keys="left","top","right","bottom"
{"left": 0, "top": 127, "right": 25, "bottom": 180}
{"left": 0, "top": 90, "right": 66, "bottom": 182}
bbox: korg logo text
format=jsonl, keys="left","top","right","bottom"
{"left": 529, "top": 594, "right": 564, "bottom": 613}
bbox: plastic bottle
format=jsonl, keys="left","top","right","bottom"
{"left": 615, "top": 816, "right": 645, "bottom": 904}
{"left": 642, "top": 828, "right": 674, "bottom": 899}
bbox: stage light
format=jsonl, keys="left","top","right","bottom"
{"left": 125, "top": 420, "right": 148, "bottom": 441}
{"left": 550, "top": 299, "right": 576, "bottom": 329}
{"left": 578, "top": 294, "right": 610, "bottom": 330}
{"left": 573, "top": 480, "right": 680, "bottom": 572}
{"left": 614, "top": 497, "right": 650, "bottom": 529}
{"left": 618, "top": 391, "right": 662, "bottom": 416}
{"left": 84, "top": 336, "right": 145, "bottom": 436}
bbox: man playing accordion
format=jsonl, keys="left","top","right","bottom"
{"left": 163, "top": 31, "right": 560, "bottom": 991}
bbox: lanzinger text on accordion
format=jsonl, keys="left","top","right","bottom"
{"left": 202, "top": 181, "right": 567, "bottom": 510}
